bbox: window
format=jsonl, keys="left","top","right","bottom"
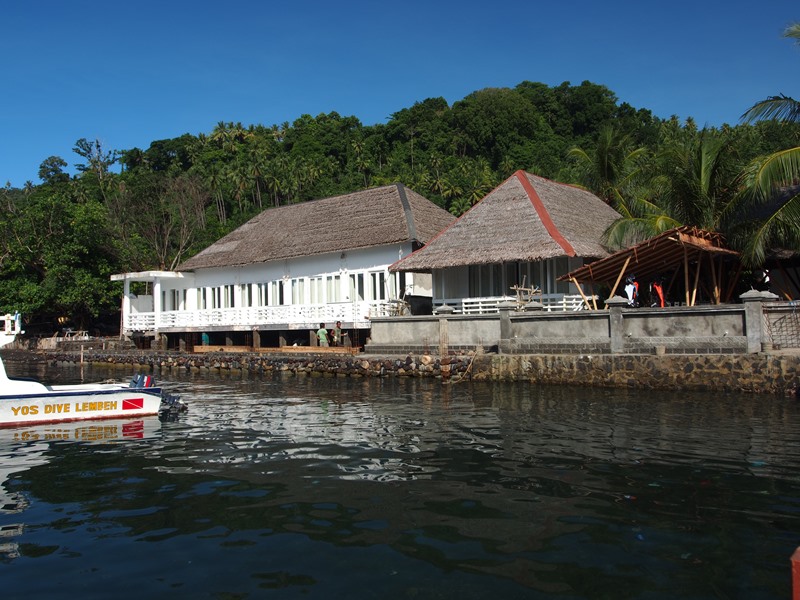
{"left": 291, "top": 278, "right": 306, "bottom": 304}
{"left": 197, "top": 288, "right": 208, "bottom": 310}
{"left": 326, "top": 275, "right": 341, "bottom": 302}
{"left": 370, "top": 271, "right": 387, "bottom": 301}
{"left": 257, "top": 283, "right": 267, "bottom": 306}
{"left": 350, "top": 273, "right": 365, "bottom": 302}
{"left": 310, "top": 277, "right": 324, "bottom": 304}
{"left": 269, "top": 280, "right": 285, "bottom": 306}
{"left": 168, "top": 289, "right": 184, "bottom": 311}
{"left": 223, "top": 285, "right": 235, "bottom": 308}
{"left": 211, "top": 287, "right": 222, "bottom": 309}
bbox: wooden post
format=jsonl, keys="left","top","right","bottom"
{"left": 684, "top": 247, "right": 690, "bottom": 306}
{"left": 571, "top": 277, "right": 593, "bottom": 310}
{"left": 691, "top": 251, "right": 701, "bottom": 306}
{"left": 709, "top": 253, "right": 719, "bottom": 304}
{"left": 607, "top": 255, "right": 632, "bottom": 307}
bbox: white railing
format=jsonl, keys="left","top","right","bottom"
{"left": 124, "top": 300, "right": 397, "bottom": 333}
{"left": 435, "top": 294, "right": 594, "bottom": 315}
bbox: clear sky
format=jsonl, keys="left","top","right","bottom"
{"left": 1, "top": 0, "right": 797, "bottom": 187}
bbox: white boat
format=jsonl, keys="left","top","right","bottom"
{"left": 0, "top": 357, "right": 184, "bottom": 427}
{"left": 0, "top": 313, "right": 23, "bottom": 348}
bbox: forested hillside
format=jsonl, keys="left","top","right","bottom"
{"left": 2, "top": 79, "right": 799, "bottom": 333}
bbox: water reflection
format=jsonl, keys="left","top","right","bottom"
{"left": 0, "top": 358, "right": 798, "bottom": 599}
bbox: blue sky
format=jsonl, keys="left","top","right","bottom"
{"left": 1, "top": 1, "right": 797, "bottom": 187}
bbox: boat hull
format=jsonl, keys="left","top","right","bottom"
{"left": 0, "top": 388, "right": 164, "bottom": 428}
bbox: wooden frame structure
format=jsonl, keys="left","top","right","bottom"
{"left": 559, "top": 227, "right": 741, "bottom": 308}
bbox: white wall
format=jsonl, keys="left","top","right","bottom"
{"left": 131, "top": 242, "right": 430, "bottom": 314}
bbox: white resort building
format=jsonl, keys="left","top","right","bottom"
{"left": 112, "top": 184, "right": 455, "bottom": 350}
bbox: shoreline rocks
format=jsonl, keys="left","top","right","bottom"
{"left": 25, "top": 348, "right": 800, "bottom": 396}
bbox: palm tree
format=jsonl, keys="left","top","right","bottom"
{"left": 598, "top": 126, "right": 743, "bottom": 250}
{"left": 568, "top": 125, "right": 648, "bottom": 206}
{"left": 736, "top": 22, "right": 800, "bottom": 266}
{"left": 206, "top": 166, "right": 228, "bottom": 225}
{"left": 570, "top": 125, "right": 671, "bottom": 249}
{"left": 656, "top": 128, "right": 742, "bottom": 231}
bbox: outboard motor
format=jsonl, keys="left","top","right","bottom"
{"left": 159, "top": 393, "right": 188, "bottom": 421}
{"left": 130, "top": 374, "right": 156, "bottom": 388}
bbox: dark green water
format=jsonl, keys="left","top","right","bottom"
{"left": 1, "top": 357, "right": 799, "bottom": 599}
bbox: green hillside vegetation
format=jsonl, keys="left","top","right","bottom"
{"left": 2, "top": 63, "right": 799, "bottom": 332}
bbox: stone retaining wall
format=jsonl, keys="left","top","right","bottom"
{"left": 43, "top": 349, "right": 800, "bottom": 396}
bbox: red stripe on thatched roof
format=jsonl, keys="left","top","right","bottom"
{"left": 515, "top": 171, "right": 576, "bottom": 257}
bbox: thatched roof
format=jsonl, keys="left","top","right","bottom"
{"left": 178, "top": 184, "right": 454, "bottom": 271}
{"left": 390, "top": 170, "right": 621, "bottom": 272}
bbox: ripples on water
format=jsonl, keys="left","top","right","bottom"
{"left": 1, "top": 358, "right": 799, "bottom": 599}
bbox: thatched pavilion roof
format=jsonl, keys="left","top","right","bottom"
{"left": 390, "top": 170, "right": 621, "bottom": 272}
{"left": 178, "top": 184, "right": 454, "bottom": 271}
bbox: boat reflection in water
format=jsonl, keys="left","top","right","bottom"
{"left": 0, "top": 417, "right": 162, "bottom": 559}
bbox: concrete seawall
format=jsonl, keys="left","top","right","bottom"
{"left": 41, "top": 349, "right": 800, "bottom": 396}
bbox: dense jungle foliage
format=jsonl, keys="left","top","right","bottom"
{"left": 2, "top": 71, "right": 799, "bottom": 332}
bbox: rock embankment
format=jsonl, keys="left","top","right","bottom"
{"left": 46, "top": 350, "right": 477, "bottom": 382}
{"left": 38, "top": 348, "right": 800, "bottom": 395}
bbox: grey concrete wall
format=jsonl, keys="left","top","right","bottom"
{"left": 507, "top": 312, "right": 609, "bottom": 338}
{"left": 619, "top": 306, "right": 745, "bottom": 337}
{"left": 365, "top": 293, "right": 781, "bottom": 356}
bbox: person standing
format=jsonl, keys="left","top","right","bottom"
{"left": 651, "top": 276, "right": 665, "bottom": 307}
{"left": 330, "top": 321, "right": 346, "bottom": 346}
{"left": 316, "top": 323, "right": 330, "bottom": 347}
{"left": 624, "top": 275, "right": 639, "bottom": 307}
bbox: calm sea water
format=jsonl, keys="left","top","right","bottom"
{"left": 1, "top": 356, "right": 799, "bottom": 599}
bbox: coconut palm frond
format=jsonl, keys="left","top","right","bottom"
{"left": 784, "top": 22, "right": 800, "bottom": 43}
{"left": 740, "top": 190, "right": 800, "bottom": 267}
{"left": 611, "top": 193, "right": 665, "bottom": 220}
{"left": 741, "top": 95, "right": 800, "bottom": 124}
{"left": 748, "top": 146, "right": 800, "bottom": 200}
{"left": 602, "top": 212, "right": 680, "bottom": 250}
{"left": 603, "top": 218, "right": 650, "bottom": 249}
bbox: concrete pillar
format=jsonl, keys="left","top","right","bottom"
{"left": 740, "top": 289, "right": 779, "bottom": 353}
{"left": 253, "top": 329, "right": 261, "bottom": 349}
{"left": 497, "top": 301, "right": 517, "bottom": 344}
{"left": 605, "top": 295, "right": 630, "bottom": 354}
{"left": 435, "top": 304, "right": 455, "bottom": 356}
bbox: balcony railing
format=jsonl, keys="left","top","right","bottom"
{"left": 123, "top": 300, "right": 400, "bottom": 333}
{"left": 434, "top": 294, "right": 593, "bottom": 315}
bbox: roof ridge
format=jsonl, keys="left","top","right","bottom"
{"left": 514, "top": 170, "right": 576, "bottom": 257}
{"left": 395, "top": 183, "right": 418, "bottom": 242}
